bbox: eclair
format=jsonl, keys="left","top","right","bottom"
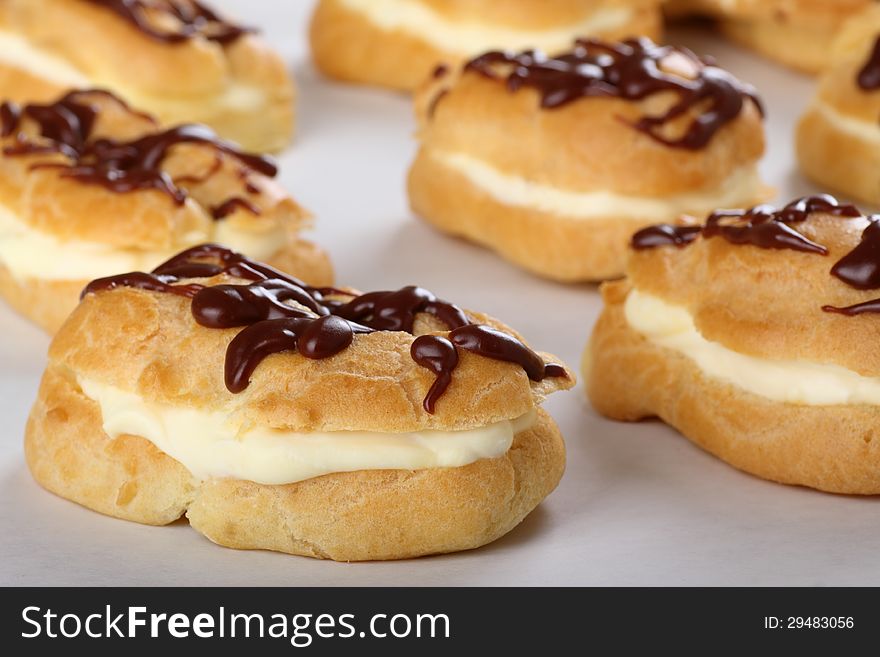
{"left": 408, "top": 38, "right": 768, "bottom": 282}
{"left": 797, "top": 6, "right": 880, "bottom": 207}
{"left": 25, "top": 244, "right": 573, "bottom": 561}
{"left": 0, "top": 89, "right": 331, "bottom": 334}
{"left": 309, "top": 0, "right": 663, "bottom": 92}
{"left": 0, "top": 0, "right": 293, "bottom": 151}
{"left": 666, "top": 0, "right": 873, "bottom": 74}
{"left": 585, "top": 195, "right": 880, "bottom": 494}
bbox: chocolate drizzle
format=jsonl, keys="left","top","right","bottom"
{"left": 822, "top": 218, "right": 880, "bottom": 315}
{"left": 410, "top": 336, "right": 458, "bottom": 413}
{"left": 211, "top": 197, "right": 259, "bottom": 219}
{"left": 463, "top": 38, "right": 763, "bottom": 149}
{"left": 84, "top": 0, "right": 254, "bottom": 45}
{"left": 631, "top": 224, "right": 701, "bottom": 249}
{"left": 82, "top": 245, "right": 566, "bottom": 412}
{"left": 858, "top": 36, "right": 880, "bottom": 91}
{"left": 82, "top": 271, "right": 203, "bottom": 299}
{"left": 829, "top": 219, "right": 880, "bottom": 290}
{"left": 631, "top": 194, "right": 880, "bottom": 320}
{"left": 632, "top": 195, "right": 861, "bottom": 254}
{"left": 0, "top": 90, "right": 274, "bottom": 216}
{"left": 703, "top": 201, "right": 835, "bottom": 255}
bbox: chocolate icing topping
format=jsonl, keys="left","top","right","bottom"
{"left": 463, "top": 38, "right": 763, "bottom": 150}
{"left": 822, "top": 218, "right": 880, "bottom": 315}
{"left": 0, "top": 90, "right": 274, "bottom": 216}
{"left": 829, "top": 219, "right": 880, "bottom": 290}
{"left": 632, "top": 195, "right": 861, "bottom": 254}
{"left": 858, "top": 36, "right": 880, "bottom": 91}
{"left": 82, "top": 245, "right": 566, "bottom": 413}
{"left": 83, "top": 0, "right": 254, "bottom": 45}
{"left": 631, "top": 224, "right": 701, "bottom": 249}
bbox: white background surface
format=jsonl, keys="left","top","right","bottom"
{"left": 2, "top": 1, "right": 878, "bottom": 586}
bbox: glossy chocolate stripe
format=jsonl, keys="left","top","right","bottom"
{"left": 632, "top": 195, "right": 860, "bottom": 254}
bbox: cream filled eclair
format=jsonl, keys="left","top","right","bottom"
{"left": 0, "top": 0, "right": 293, "bottom": 151}
{"left": 586, "top": 195, "right": 880, "bottom": 494}
{"left": 309, "top": 0, "right": 663, "bottom": 91}
{"left": 666, "top": 0, "right": 873, "bottom": 74}
{"left": 797, "top": 6, "right": 880, "bottom": 207}
{"left": 25, "top": 244, "right": 573, "bottom": 561}
{"left": 0, "top": 89, "right": 332, "bottom": 334}
{"left": 408, "top": 38, "right": 768, "bottom": 282}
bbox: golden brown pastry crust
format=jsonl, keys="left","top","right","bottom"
{"left": 309, "top": 0, "right": 663, "bottom": 92}
{"left": 408, "top": 58, "right": 766, "bottom": 281}
{"left": 585, "top": 207, "right": 880, "bottom": 494}
{"left": 667, "top": 0, "right": 873, "bottom": 74}
{"left": 0, "top": 90, "right": 332, "bottom": 333}
{"left": 0, "top": 0, "right": 294, "bottom": 151}
{"left": 797, "top": 6, "right": 880, "bottom": 206}
{"left": 26, "top": 265, "right": 572, "bottom": 560}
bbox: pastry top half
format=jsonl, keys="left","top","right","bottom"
{"left": 416, "top": 37, "right": 766, "bottom": 198}
{"left": 0, "top": 0, "right": 293, "bottom": 149}
{"left": 62, "top": 245, "right": 574, "bottom": 435}
{"left": 814, "top": 4, "right": 880, "bottom": 124}
{"left": 625, "top": 195, "right": 880, "bottom": 377}
{"left": 0, "top": 89, "right": 306, "bottom": 279}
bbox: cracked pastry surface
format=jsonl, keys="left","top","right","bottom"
{"left": 0, "top": 89, "right": 331, "bottom": 334}
{"left": 797, "top": 5, "right": 880, "bottom": 207}
{"left": 585, "top": 195, "right": 880, "bottom": 494}
{"left": 408, "top": 38, "right": 768, "bottom": 282}
{"left": 0, "top": 0, "right": 294, "bottom": 151}
{"left": 309, "top": 0, "right": 663, "bottom": 91}
{"left": 25, "top": 245, "right": 573, "bottom": 561}
{"left": 666, "top": 0, "right": 874, "bottom": 74}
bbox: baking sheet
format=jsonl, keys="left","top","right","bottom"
{"left": 2, "top": 1, "right": 878, "bottom": 586}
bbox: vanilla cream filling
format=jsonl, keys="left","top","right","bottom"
{"left": 0, "top": 30, "right": 265, "bottom": 114}
{"left": 814, "top": 100, "right": 880, "bottom": 146}
{"left": 340, "top": 0, "right": 635, "bottom": 55}
{"left": 121, "top": 83, "right": 267, "bottom": 118}
{"left": 624, "top": 289, "right": 880, "bottom": 405}
{"left": 0, "top": 30, "right": 91, "bottom": 86}
{"left": 78, "top": 376, "right": 532, "bottom": 485}
{"left": 433, "top": 150, "right": 763, "bottom": 222}
{"left": 0, "top": 202, "right": 285, "bottom": 281}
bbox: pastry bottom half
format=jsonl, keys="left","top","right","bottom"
{"left": 309, "top": 0, "right": 662, "bottom": 92}
{"left": 25, "top": 366, "right": 565, "bottom": 561}
{"left": 0, "top": 238, "right": 333, "bottom": 334}
{"left": 408, "top": 148, "right": 673, "bottom": 282}
{"left": 797, "top": 106, "right": 880, "bottom": 208}
{"left": 585, "top": 281, "right": 880, "bottom": 495}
